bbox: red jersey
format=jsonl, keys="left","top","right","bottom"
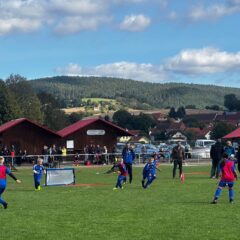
{"left": 221, "top": 160, "right": 236, "bottom": 182}
{"left": 118, "top": 163, "right": 127, "bottom": 177}
{"left": 0, "top": 165, "right": 7, "bottom": 180}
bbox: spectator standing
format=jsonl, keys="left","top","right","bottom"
{"left": 42, "top": 145, "right": 49, "bottom": 166}
{"left": 122, "top": 143, "right": 135, "bottom": 184}
{"left": 171, "top": 142, "right": 185, "bottom": 179}
{"left": 210, "top": 139, "right": 224, "bottom": 178}
{"left": 61, "top": 146, "right": 67, "bottom": 162}
{"left": 224, "top": 141, "right": 235, "bottom": 158}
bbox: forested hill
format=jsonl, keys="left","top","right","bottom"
{"left": 30, "top": 76, "right": 240, "bottom": 109}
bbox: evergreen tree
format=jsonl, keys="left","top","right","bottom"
{"left": 6, "top": 74, "right": 43, "bottom": 123}
{"left": 0, "top": 80, "right": 22, "bottom": 124}
{"left": 211, "top": 121, "right": 236, "bottom": 139}
{"left": 168, "top": 107, "right": 177, "bottom": 119}
{"left": 176, "top": 106, "right": 186, "bottom": 119}
{"left": 224, "top": 94, "right": 240, "bottom": 111}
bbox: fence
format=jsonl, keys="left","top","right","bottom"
{"left": 2, "top": 151, "right": 212, "bottom": 169}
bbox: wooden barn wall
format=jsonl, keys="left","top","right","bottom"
{"left": 0, "top": 122, "right": 59, "bottom": 154}
{"left": 60, "top": 121, "right": 122, "bottom": 152}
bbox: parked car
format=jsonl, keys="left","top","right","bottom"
{"left": 135, "top": 144, "right": 158, "bottom": 155}
{"left": 195, "top": 139, "right": 216, "bottom": 148}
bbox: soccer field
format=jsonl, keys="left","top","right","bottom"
{"left": 1, "top": 165, "right": 240, "bottom": 240}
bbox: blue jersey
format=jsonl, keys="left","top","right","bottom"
{"left": 143, "top": 160, "right": 158, "bottom": 175}
{"left": 33, "top": 165, "right": 44, "bottom": 176}
{"left": 122, "top": 148, "right": 135, "bottom": 164}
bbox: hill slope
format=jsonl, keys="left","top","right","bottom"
{"left": 30, "top": 76, "right": 240, "bottom": 109}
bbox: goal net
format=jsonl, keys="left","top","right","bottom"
{"left": 45, "top": 168, "right": 75, "bottom": 186}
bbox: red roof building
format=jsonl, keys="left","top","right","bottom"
{"left": 0, "top": 118, "right": 61, "bottom": 154}
{"left": 58, "top": 118, "right": 133, "bottom": 152}
{"left": 223, "top": 128, "right": 240, "bottom": 139}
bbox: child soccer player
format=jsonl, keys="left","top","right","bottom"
{"left": 142, "top": 156, "right": 158, "bottom": 189}
{"left": 113, "top": 158, "right": 127, "bottom": 190}
{"left": 33, "top": 158, "right": 45, "bottom": 191}
{"left": 211, "top": 153, "right": 238, "bottom": 204}
{"left": 0, "top": 156, "right": 21, "bottom": 209}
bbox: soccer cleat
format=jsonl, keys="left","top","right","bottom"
{"left": 120, "top": 186, "right": 124, "bottom": 189}
{"left": 141, "top": 180, "right": 145, "bottom": 188}
{"left": 230, "top": 199, "right": 234, "bottom": 204}
{"left": 38, "top": 186, "right": 41, "bottom": 191}
{"left": 3, "top": 202, "right": 8, "bottom": 209}
{"left": 211, "top": 200, "right": 217, "bottom": 204}
{"left": 113, "top": 187, "right": 118, "bottom": 190}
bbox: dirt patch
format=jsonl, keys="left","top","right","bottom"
{"left": 185, "top": 172, "right": 209, "bottom": 175}
{"left": 68, "top": 183, "right": 109, "bottom": 187}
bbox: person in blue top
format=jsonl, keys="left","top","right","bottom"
{"left": 224, "top": 141, "right": 235, "bottom": 158}
{"left": 122, "top": 143, "right": 135, "bottom": 184}
{"left": 0, "top": 156, "right": 21, "bottom": 209}
{"left": 142, "top": 155, "right": 160, "bottom": 189}
{"left": 33, "top": 158, "right": 45, "bottom": 191}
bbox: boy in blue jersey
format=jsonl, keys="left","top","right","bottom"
{"left": 113, "top": 158, "right": 127, "bottom": 190}
{"left": 0, "top": 156, "right": 21, "bottom": 209}
{"left": 33, "top": 158, "right": 45, "bottom": 191}
{"left": 142, "top": 156, "right": 159, "bottom": 189}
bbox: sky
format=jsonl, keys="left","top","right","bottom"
{"left": 0, "top": 0, "right": 240, "bottom": 87}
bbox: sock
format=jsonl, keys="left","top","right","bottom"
{"left": 229, "top": 188, "right": 234, "bottom": 200}
{"left": 214, "top": 188, "right": 222, "bottom": 200}
{"left": 0, "top": 197, "right": 7, "bottom": 206}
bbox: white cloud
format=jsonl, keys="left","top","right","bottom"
{"left": 164, "top": 47, "right": 240, "bottom": 75}
{"left": 0, "top": 0, "right": 110, "bottom": 35}
{"left": 47, "top": 0, "right": 107, "bottom": 15}
{"left": 55, "top": 63, "right": 82, "bottom": 75}
{"left": 55, "top": 61, "right": 167, "bottom": 82}
{"left": 0, "top": 18, "right": 42, "bottom": 35}
{"left": 55, "top": 48, "right": 240, "bottom": 82}
{"left": 188, "top": 1, "right": 240, "bottom": 21}
{"left": 55, "top": 16, "right": 111, "bottom": 34}
{"left": 119, "top": 14, "right": 151, "bottom": 31}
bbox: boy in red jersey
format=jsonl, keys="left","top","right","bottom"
{"left": 113, "top": 158, "right": 127, "bottom": 190}
{"left": 211, "top": 153, "right": 238, "bottom": 204}
{"left": 0, "top": 156, "right": 21, "bottom": 209}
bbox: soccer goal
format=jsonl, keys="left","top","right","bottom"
{"left": 45, "top": 168, "right": 75, "bottom": 186}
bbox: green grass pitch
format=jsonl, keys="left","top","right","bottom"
{"left": 1, "top": 165, "right": 240, "bottom": 240}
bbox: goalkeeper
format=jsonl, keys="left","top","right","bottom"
{"left": 33, "top": 158, "right": 45, "bottom": 191}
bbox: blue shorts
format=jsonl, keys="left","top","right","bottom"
{"left": 218, "top": 181, "right": 234, "bottom": 188}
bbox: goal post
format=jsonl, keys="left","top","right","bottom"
{"left": 45, "top": 168, "right": 75, "bottom": 186}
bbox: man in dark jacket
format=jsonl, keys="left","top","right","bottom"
{"left": 210, "top": 139, "right": 224, "bottom": 178}
{"left": 122, "top": 143, "right": 135, "bottom": 184}
{"left": 171, "top": 142, "right": 185, "bottom": 179}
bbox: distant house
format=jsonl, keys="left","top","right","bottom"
{"left": 150, "top": 120, "right": 186, "bottom": 141}
{"left": 151, "top": 112, "right": 168, "bottom": 122}
{"left": 119, "top": 130, "right": 150, "bottom": 143}
{"left": 0, "top": 118, "right": 61, "bottom": 154}
{"left": 184, "top": 127, "right": 212, "bottom": 140}
{"left": 184, "top": 113, "right": 217, "bottom": 126}
{"left": 215, "top": 112, "right": 240, "bottom": 126}
{"left": 167, "top": 131, "right": 187, "bottom": 140}
{"left": 57, "top": 117, "right": 133, "bottom": 152}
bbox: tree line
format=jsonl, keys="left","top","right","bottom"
{"left": 30, "top": 76, "right": 240, "bottom": 110}
{"left": 0, "top": 74, "right": 87, "bottom": 130}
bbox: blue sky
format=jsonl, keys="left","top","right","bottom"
{"left": 0, "top": 0, "right": 240, "bottom": 87}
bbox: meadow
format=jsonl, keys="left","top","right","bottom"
{"left": 1, "top": 165, "right": 240, "bottom": 240}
